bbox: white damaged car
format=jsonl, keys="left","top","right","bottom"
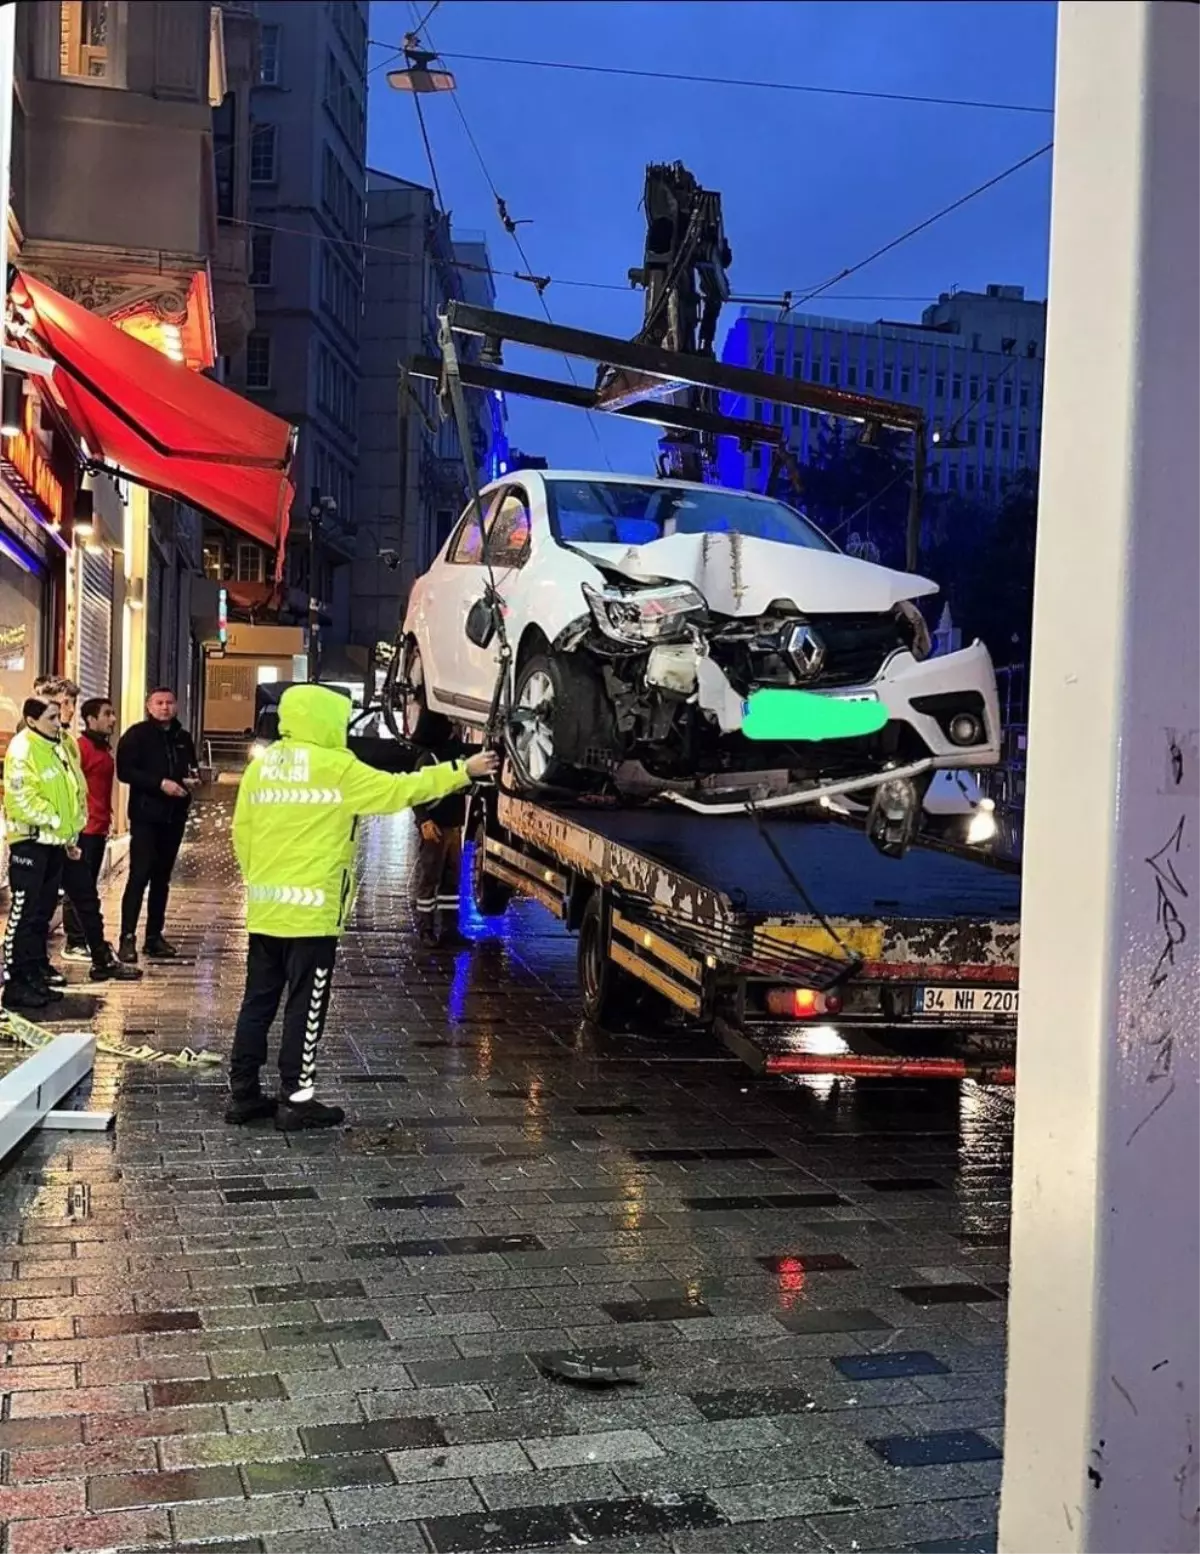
{"left": 397, "top": 472, "right": 1001, "bottom": 807}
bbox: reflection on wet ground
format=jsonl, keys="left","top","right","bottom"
{"left": 0, "top": 794, "right": 1008, "bottom": 1553}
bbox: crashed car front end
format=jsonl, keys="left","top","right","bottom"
{"left": 553, "top": 574, "right": 1002, "bottom": 796}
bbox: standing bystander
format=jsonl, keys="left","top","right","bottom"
{"left": 32, "top": 677, "right": 139, "bottom": 984}
{"left": 413, "top": 735, "right": 470, "bottom": 948}
{"left": 116, "top": 689, "right": 200, "bottom": 964}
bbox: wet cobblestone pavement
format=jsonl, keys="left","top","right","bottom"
{"left": 1, "top": 795, "right": 1010, "bottom": 1554}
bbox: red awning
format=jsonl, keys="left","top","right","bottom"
{"left": 10, "top": 272, "right": 296, "bottom": 567}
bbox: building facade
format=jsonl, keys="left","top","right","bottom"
{"left": 219, "top": 0, "right": 368, "bottom": 645}
{"left": 354, "top": 172, "right": 507, "bottom": 659}
{"left": 720, "top": 284, "right": 1047, "bottom": 505}
{"left": 6, "top": 0, "right": 256, "bottom": 746}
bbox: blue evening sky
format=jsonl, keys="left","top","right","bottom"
{"left": 366, "top": 0, "right": 1058, "bottom": 470}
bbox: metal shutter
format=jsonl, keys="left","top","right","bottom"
{"left": 77, "top": 548, "right": 114, "bottom": 704}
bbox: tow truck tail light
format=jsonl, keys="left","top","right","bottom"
{"left": 765, "top": 987, "right": 843, "bottom": 1019}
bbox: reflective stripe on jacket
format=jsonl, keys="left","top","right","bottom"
{"left": 233, "top": 684, "right": 471, "bottom": 938}
{"left": 3, "top": 728, "right": 82, "bottom": 845}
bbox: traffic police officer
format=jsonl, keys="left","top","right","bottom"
{"left": 228, "top": 683, "right": 497, "bottom": 1130}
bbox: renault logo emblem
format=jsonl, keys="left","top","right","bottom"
{"left": 787, "top": 623, "right": 826, "bottom": 680}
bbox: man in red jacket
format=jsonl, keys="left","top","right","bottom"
{"left": 61, "top": 696, "right": 124, "bottom": 964}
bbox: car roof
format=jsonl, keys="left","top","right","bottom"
{"left": 484, "top": 470, "right": 787, "bottom": 503}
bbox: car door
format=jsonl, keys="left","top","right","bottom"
{"left": 456, "top": 486, "right": 534, "bottom": 707}
{"left": 422, "top": 492, "right": 501, "bottom": 719}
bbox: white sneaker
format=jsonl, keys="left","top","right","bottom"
{"left": 60, "top": 944, "right": 93, "bottom": 963}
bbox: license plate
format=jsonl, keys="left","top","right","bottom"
{"left": 914, "top": 985, "right": 1019, "bottom": 1019}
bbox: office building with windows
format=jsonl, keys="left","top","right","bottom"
{"left": 216, "top": 0, "right": 368, "bottom": 645}
{"left": 354, "top": 173, "right": 508, "bottom": 659}
{"left": 720, "top": 285, "right": 1047, "bottom": 504}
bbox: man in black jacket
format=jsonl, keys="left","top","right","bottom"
{"left": 116, "top": 688, "right": 200, "bottom": 963}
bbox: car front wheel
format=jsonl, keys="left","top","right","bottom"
{"left": 510, "top": 652, "right": 615, "bottom": 790}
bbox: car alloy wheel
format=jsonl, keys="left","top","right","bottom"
{"left": 513, "top": 668, "right": 557, "bottom": 784}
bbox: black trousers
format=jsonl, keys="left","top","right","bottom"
{"left": 62, "top": 833, "right": 109, "bottom": 957}
{"left": 230, "top": 934, "right": 338, "bottom": 1101}
{"left": 4, "top": 841, "right": 64, "bottom": 979}
{"left": 415, "top": 827, "right": 462, "bottom": 930}
{"left": 120, "top": 816, "right": 187, "bottom": 941}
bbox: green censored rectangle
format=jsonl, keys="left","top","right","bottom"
{"left": 740, "top": 688, "right": 890, "bottom": 742}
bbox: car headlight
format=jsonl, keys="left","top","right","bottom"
{"left": 894, "top": 599, "right": 931, "bottom": 660}
{"left": 581, "top": 582, "right": 706, "bottom": 646}
{"left": 967, "top": 808, "right": 998, "bottom": 845}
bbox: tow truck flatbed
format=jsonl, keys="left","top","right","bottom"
{"left": 472, "top": 790, "right": 1021, "bottom": 1083}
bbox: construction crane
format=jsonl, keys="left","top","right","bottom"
{"left": 596, "top": 162, "right": 732, "bottom": 482}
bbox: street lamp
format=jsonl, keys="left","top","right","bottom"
{"left": 930, "top": 423, "right": 974, "bottom": 451}
{"left": 307, "top": 489, "right": 337, "bottom": 684}
{"left": 386, "top": 37, "right": 456, "bottom": 94}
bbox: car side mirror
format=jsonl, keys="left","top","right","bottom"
{"left": 465, "top": 597, "right": 497, "bottom": 650}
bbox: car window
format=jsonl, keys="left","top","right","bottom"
{"left": 446, "top": 496, "right": 497, "bottom": 565}
{"left": 484, "top": 491, "right": 532, "bottom": 568}
{"left": 544, "top": 479, "right": 836, "bottom": 552}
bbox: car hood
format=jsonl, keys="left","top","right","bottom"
{"left": 569, "top": 531, "right": 938, "bottom": 616}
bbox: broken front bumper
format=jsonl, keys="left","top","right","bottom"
{"left": 694, "top": 641, "right": 1002, "bottom": 770}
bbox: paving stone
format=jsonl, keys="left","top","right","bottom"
{"left": 867, "top": 1429, "right": 1003, "bottom": 1468}
{"left": 171, "top": 1490, "right": 334, "bottom": 1542}
{"left": 150, "top": 1374, "right": 286, "bottom": 1407}
{"left": 325, "top": 1480, "right": 486, "bottom": 1525}
{"left": 0, "top": 1480, "right": 87, "bottom": 1523}
{"left": 243, "top": 1453, "right": 397, "bottom": 1494}
{"left": 301, "top": 1416, "right": 447, "bottom": 1456}
{"left": 160, "top": 1427, "right": 303, "bottom": 1469}
{"left": 87, "top": 1465, "right": 244, "bottom": 1511}
{"left": 523, "top": 1428, "right": 664, "bottom": 1471}
{"left": 7, "top": 1508, "right": 172, "bottom": 1554}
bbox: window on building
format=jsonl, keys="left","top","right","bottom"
{"left": 772, "top": 403, "right": 783, "bottom": 425}
{"left": 965, "top": 466, "right": 977, "bottom": 492}
{"left": 828, "top": 364, "right": 839, "bottom": 386}
{"left": 53, "top": 1, "right": 125, "bottom": 86}
{"left": 846, "top": 364, "right": 857, "bottom": 387}
{"left": 1001, "top": 427, "right": 1011, "bottom": 452}
{"left": 971, "top": 332, "right": 982, "bottom": 350}
{"left": 952, "top": 374, "right": 962, "bottom": 399}
{"left": 900, "top": 370, "right": 911, "bottom": 394}
{"left": 212, "top": 93, "right": 236, "bottom": 220}
{"left": 986, "top": 382, "right": 996, "bottom": 404}
{"left": 882, "top": 369, "right": 893, "bottom": 392}
{"left": 1020, "top": 385, "right": 1030, "bottom": 409}
{"left": 245, "top": 332, "right": 272, "bottom": 390}
{"left": 810, "top": 363, "right": 822, "bottom": 384}
{"left": 935, "top": 374, "right": 946, "bottom": 398}
{"left": 947, "top": 463, "right": 959, "bottom": 490}
{"left": 984, "top": 425, "right": 994, "bottom": 451}
{"left": 259, "top": 23, "right": 281, "bottom": 85}
{"left": 249, "top": 232, "right": 273, "bottom": 287}
{"left": 865, "top": 367, "right": 875, "bottom": 389}
{"left": 202, "top": 542, "right": 224, "bottom": 581}
{"left": 769, "top": 354, "right": 780, "bottom": 375}
{"left": 249, "top": 123, "right": 277, "bottom": 184}
{"left": 969, "top": 376, "right": 980, "bottom": 400}
{"left": 1018, "top": 430, "right": 1028, "bottom": 458}
{"left": 791, "top": 361, "right": 804, "bottom": 379}
{"left": 1003, "top": 384, "right": 1013, "bottom": 407}
{"left": 236, "top": 543, "right": 265, "bottom": 583}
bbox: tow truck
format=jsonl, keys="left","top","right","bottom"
{"left": 383, "top": 162, "right": 1021, "bottom": 1080}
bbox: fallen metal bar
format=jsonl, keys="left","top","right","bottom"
{"left": 663, "top": 757, "right": 939, "bottom": 817}
{"left": 442, "top": 301, "right": 926, "bottom": 434}
{"left": 0, "top": 1033, "right": 97, "bottom": 1157}
{"left": 409, "top": 355, "right": 784, "bottom": 446}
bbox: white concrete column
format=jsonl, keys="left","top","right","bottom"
{"left": 1000, "top": 4, "right": 1199, "bottom": 1553}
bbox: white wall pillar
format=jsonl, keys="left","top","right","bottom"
{"left": 1000, "top": 4, "right": 1199, "bottom": 1552}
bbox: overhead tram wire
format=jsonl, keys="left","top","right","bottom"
{"left": 791, "top": 142, "right": 1054, "bottom": 307}
{"left": 404, "top": 6, "right": 615, "bottom": 471}
{"left": 365, "top": 42, "right": 1055, "bottom": 117}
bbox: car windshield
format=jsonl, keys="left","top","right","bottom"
{"left": 545, "top": 479, "right": 836, "bottom": 552}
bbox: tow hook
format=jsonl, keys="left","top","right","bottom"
{"left": 866, "top": 775, "right": 922, "bottom": 860}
